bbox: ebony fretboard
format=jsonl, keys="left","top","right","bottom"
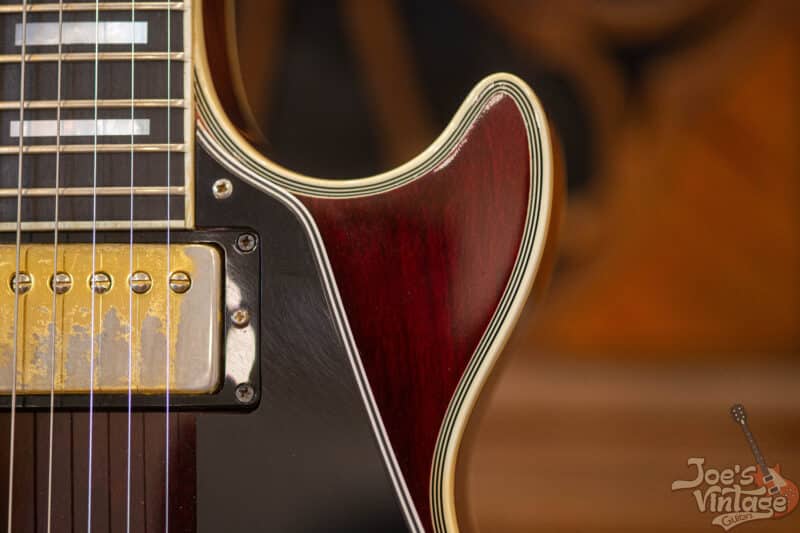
{"left": 0, "top": 0, "right": 193, "bottom": 231}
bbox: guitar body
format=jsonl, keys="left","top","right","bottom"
{"left": 199, "top": 3, "right": 553, "bottom": 530}
{"left": 754, "top": 465, "right": 800, "bottom": 518}
{"left": 0, "top": 1, "right": 553, "bottom": 531}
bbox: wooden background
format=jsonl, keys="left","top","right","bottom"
{"left": 227, "top": 1, "right": 800, "bottom": 530}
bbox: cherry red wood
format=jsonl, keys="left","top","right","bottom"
{"left": 302, "top": 94, "right": 531, "bottom": 529}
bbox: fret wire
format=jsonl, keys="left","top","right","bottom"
{"left": 0, "top": 143, "right": 186, "bottom": 154}
{"left": 0, "top": 99, "right": 186, "bottom": 110}
{"left": 0, "top": 186, "right": 185, "bottom": 197}
{"left": 0, "top": 219, "right": 187, "bottom": 231}
{"left": 0, "top": 52, "right": 185, "bottom": 64}
{"left": 0, "top": 2, "right": 185, "bottom": 14}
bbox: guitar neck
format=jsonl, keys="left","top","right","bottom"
{"left": 0, "top": 0, "right": 195, "bottom": 232}
{"left": 739, "top": 422, "right": 770, "bottom": 475}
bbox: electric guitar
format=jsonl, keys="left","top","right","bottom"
{"left": 730, "top": 404, "right": 799, "bottom": 518}
{"left": 0, "top": 1, "right": 553, "bottom": 531}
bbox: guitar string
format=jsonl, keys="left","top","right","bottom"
{"left": 127, "top": 2, "right": 137, "bottom": 532}
{"left": 164, "top": 4, "right": 173, "bottom": 530}
{"left": 6, "top": 1, "right": 28, "bottom": 531}
{"left": 45, "top": 2, "right": 65, "bottom": 532}
{"left": 87, "top": 0, "right": 101, "bottom": 530}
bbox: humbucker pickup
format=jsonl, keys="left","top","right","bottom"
{"left": 0, "top": 243, "right": 222, "bottom": 395}
{"left": 0, "top": 230, "right": 261, "bottom": 410}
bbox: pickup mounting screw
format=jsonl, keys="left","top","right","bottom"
{"left": 168, "top": 271, "right": 192, "bottom": 294}
{"left": 9, "top": 272, "right": 32, "bottom": 295}
{"left": 90, "top": 272, "right": 112, "bottom": 294}
{"left": 129, "top": 271, "right": 152, "bottom": 294}
{"left": 235, "top": 383, "right": 255, "bottom": 404}
{"left": 235, "top": 233, "right": 258, "bottom": 254}
{"left": 50, "top": 272, "right": 73, "bottom": 294}
{"left": 231, "top": 308, "right": 250, "bottom": 328}
{"left": 212, "top": 178, "right": 233, "bottom": 200}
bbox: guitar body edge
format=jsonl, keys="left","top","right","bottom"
{"left": 195, "top": 4, "right": 554, "bottom": 529}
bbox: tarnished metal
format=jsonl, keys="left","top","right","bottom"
{"left": 212, "top": 178, "right": 233, "bottom": 200}
{"left": 9, "top": 271, "right": 32, "bottom": 295}
{"left": 0, "top": 243, "right": 222, "bottom": 394}
{"left": 231, "top": 308, "right": 250, "bottom": 328}
{"left": 235, "top": 232, "right": 257, "bottom": 253}
{"left": 129, "top": 271, "right": 153, "bottom": 294}
{"left": 90, "top": 271, "right": 112, "bottom": 294}
{"left": 168, "top": 271, "right": 192, "bottom": 293}
{"left": 50, "top": 271, "right": 73, "bottom": 294}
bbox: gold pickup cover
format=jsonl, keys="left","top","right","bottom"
{"left": 0, "top": 243, "right": 222, "bottom": 394}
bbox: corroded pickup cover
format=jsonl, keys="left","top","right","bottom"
{"left": 0, "top": 244, "right": 221, "bottom": 394}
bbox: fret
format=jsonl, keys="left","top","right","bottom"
{"left": 0, "top": 142, "right": 185, "bottom": 154}
{"left": 0, "top": 185, "right": 184, "bottom": 197}
{"left": 0, "top": 98, "right": 186, "bottom": 109}
{"left": 0, "top": 220, "right": 186, "bottom": 231}
{"left": 0, "top": 51, "right": 185, "bottom": 63}
{"left": 0, "top": 3, "right": 186, "bottom": 14}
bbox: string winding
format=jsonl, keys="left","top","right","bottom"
{"left": 127, "top": 2, "right": 137, "bottom": 532}
{"left": 45, "top": 2, "right": 66, "bottom": 532}
{"left": 86, "top": 1, "right": 101, "bottom": 530}
{"left": 6, "top": 1, "right": 28, "bottom": 530}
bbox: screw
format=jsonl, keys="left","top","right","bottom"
{"left": 50, "top": 272, "right": 73, "bottom": 294}
{"left": 89, "top": 272, "right": 112, "bottom": 294}
{"left": 235, "top": 233, "right": 258, "bottom": 254}
{"left": 231, "top": 308, "right": 250, "bottom": 328}
{"left": 212, "top": 178, "right": 233, "bottom": 200}
{"left": 129, "top": 271, "right": 152, "bottom": 294}
{"left": 168, "top": 271, "right": 192, "bottom": 294}
{"left": 9, "top": 272, "right": 32, "bottom": 295}
{"left": 234, "top": 383, "right": 255, "bottom": 404}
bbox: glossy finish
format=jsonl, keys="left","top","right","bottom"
{"left": 0, "top": 230, "right": 260, "bottom": 411}
{"left": 0, "top": 150, "right": 411, "bottom": 532}
{"left": 302, "top": 94, "right": 531, "bottom": 530}
{"left": 197, "top": 9, "right": 551, "bottom": 526}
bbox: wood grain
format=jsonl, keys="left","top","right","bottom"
{"left": 302, "top": 93, "right": 531, "bottom": 531}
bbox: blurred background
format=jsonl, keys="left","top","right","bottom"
{"left": 226, "top": 1, "right": 799, "bottom": 531}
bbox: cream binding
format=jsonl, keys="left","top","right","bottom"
{"left": 192, "top": 2, "right": 553, "bottom": 530}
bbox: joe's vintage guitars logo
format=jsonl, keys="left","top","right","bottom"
{"left": 671, "top": 404, "right": 798, "bottom": 530}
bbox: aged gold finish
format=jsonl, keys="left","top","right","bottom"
{"left": 0, "top": 243, "right": 222, "bottom": 394}
{"left": 50, "top": 272, "right": 73, "bottom": 294}
{"left": 9, "top": 272, "right": 32, "bottom": 295}
{"left": 129, "top": 271, "right": 153, "bottom": 294}
{"left": 168, "top": 271, "right": 192, "bottom": 294}
{"left": 89, "top": 271, "right": 113, "bottom": 294}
